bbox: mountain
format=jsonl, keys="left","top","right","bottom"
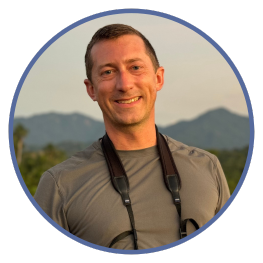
{"left": 13, "top": 108, "right": 250, "bottom": 150}
{"left": 158, "top": 108, "right": 250, "bottom": 149}
{"left": 13, "top": 112, "right": 105, "bottom": 146}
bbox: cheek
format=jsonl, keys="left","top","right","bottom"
{"left": 145, "top": 79, "right": 158, "bottom": 97}
{"left": 98, "top": 79, "right": 116, "bottom": 93}
{"left": 96, "top": 85, "right": 114, "bottom": 105}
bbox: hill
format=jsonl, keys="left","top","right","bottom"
{"left": 14, "top": 112, "right": 105, "bottom": 146}
{"left": 159, "top": 108, "right": 250, "bottom": 149}
{"left": 14, "top": 108, "right": 250, "bottom": 150}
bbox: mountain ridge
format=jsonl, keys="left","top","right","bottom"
{"left": 13, "top": 108, "right": 250, "bottom": 150}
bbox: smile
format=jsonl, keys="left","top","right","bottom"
{"left": 116, "top": 97, "right": 141, "bottom": 104}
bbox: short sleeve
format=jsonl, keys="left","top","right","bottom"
{"left": 214, "top": 158, "right": 231, "bottom": 214}
{"left": 34, "top": 171, "right": 69, "bottom": 231}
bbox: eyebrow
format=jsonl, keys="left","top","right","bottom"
{"left": 97, "top": 63, "right": 116, "bottom": 71}
{"left": 125, "top": 58, "right": 144, "bottom": 64}
{"left": 97, "top": 58, "right": 144, "bottom": 71}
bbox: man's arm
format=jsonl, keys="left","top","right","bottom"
{"left": 214, "top": 158, "right": 231, "bottom": 214}
{"left": 34, "top": 171, "right": 69, "bottom": 231}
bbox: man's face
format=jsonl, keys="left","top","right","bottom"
{"left": 84, "top": 34, "right": 164, "bottom": 129}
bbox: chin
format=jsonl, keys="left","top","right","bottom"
{"left": 113, "top": 115, "right": 148, "bottom": 128}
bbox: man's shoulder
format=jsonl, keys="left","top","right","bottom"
{"left": 164, "top": 135, "right": 218, "bottom": 166}
{"left": 46, "top": 140, "right": 104, "bottom": 179}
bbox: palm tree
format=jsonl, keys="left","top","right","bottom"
{"left": 13, "top": 124, "right": 28, "bottom": 165}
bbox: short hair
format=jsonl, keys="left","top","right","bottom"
{"left": 85, "top": 24, "right": 160, "bottom": 83}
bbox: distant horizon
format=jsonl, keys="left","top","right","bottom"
{"left": 13, "top": 106, "right": 250, "bottom": 151}
{"left": 14, "top": 106, "right": 249, "bottom": 128}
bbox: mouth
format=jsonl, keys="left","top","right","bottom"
{"left": 115, "top": 96, "right": 141, "bottom": 104}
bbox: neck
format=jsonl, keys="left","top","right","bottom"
{"left": 104, "top": 120, "right": 157, "bottom": 151}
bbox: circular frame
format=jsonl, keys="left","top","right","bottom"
{"left": 9, "top": 8, "right": 254, "bottom": 254}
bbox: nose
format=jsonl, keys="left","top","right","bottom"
{"left": 115, "top": 70, "right": 133, "bottom": 92}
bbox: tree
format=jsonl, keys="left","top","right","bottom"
{"left": 207, "top": 146, "right": 249, "bottom": 194}
{"left": 13, "top": 124, "right": 28, "bottom": 165}
{"left": 19, "top": 143, "right": 67, "bottom": 196}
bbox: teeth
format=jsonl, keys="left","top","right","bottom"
{"left": 117, "top": 97, "right": 140, "bottom": 104}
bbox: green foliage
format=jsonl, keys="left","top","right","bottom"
{"left": 18, "top": 144, "right": 67, "bottom": 196}
{"left": 13, "top": 123, "right": 28, "bottom": 160}
{"left": 207, "top": 146, "right": 249, "bottom": 194}
{"left": 19, "top": 145, "right": 248, "bottom": 197}
{"left": 13, "top": 123, "right": 28, "bottom": 140}
{"left": 56, "top": 141, "right": 93, "bottom": 157}
{"left": 14, "top": 125, "right": 249, "bottom": 197}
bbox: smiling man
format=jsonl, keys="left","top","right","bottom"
{"left": 84, "top": 32, "right": 164, "bottom": 150}
{"left": 34, "top": 24, "right": 230, "bottom": 250}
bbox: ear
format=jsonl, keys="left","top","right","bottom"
{"left": 84, "top": 79, "right": 97, "bottom": 101}
{"left": 155, "top": 66, "right": 164, "bottom": 91}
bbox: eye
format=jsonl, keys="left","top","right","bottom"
{"left": 103, "top": 70, "right": 112, "bottom": 75}
{"left": 132, "top": 66, "right": 140, "bottom": 70}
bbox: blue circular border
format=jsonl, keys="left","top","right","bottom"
{"left": 9, "top": 8, "right": 254, "bottom": 255}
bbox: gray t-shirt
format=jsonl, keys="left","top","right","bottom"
{"left": 34, "top": 135, "right": 230, "bottom": 250}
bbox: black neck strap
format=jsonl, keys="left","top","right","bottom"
{"left": 101, "top": 132, "right": 138, "bottom": 249}
{"left": 101, "top": 126, "right": 199, "bottom": 250}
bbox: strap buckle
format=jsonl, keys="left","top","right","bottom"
{"left": 124, "top": 199, "right": 131, "bottom": 205}
{"left": 174, "top": 198, "right": 180, "bottom": 204}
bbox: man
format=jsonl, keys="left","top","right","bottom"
{"left": 34, "top": 24, "right": 230, "bottom": 250}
